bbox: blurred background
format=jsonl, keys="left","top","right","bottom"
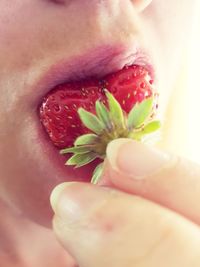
{"left": 187, "top": 7, "right": 200, "bottom": 163}
{"left": 158, "top": 6, "right": 200, "bottom": 164}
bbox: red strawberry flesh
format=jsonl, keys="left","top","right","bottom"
{"left": 39, "top": 65, "right": 155, "bottom": 149}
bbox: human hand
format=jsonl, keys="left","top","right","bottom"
{"left": 50, "top": 139, "right": 200, "bottom": 267}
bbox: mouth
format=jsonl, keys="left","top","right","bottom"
{"left": 34, "top": 45, "right": 155, "bottom": 183}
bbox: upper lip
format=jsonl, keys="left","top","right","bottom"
{"left": 31, "top": 44, "right": 154, "bottom": 107}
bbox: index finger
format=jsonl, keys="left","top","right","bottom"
{"left": 100, "top": 139, "right": 200, "bottom": 225}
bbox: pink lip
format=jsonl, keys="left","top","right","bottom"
{"left": 29, "top": 44, "right": 154, "bottom": 183}
{"left": 30, "top": 44, "right": 154, "bottom": 108}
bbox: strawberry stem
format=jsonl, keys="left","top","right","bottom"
{"left": 61, "top": 92, "right": 160, "bottom": 184}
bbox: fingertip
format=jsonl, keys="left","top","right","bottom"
{"left": 106, "top": 138, "right": 171, "bottom": 180}
{"left": 50, "top": 182, "right": 77, "bottom": 213}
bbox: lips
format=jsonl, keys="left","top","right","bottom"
{"left": 31, "top": 46, "right": 153, "bottom": 106}
{"left": 35, "top": 46, "right": 155, "bottom": 182}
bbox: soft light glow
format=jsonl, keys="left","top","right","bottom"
{"left": 186, "top": 4, "right": 200, "bottom": 163}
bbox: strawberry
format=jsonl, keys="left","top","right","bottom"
{"left": 39, "top": 65, "right": 160, "bottom": 183}
{"left": 40, "top": 65, "right": 155, "bottom": 149}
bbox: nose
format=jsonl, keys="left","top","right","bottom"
{"left": 52, "top": 0, "right": 152, "bottom": 13}
{"left": 132, "top": 0, "right": 153, "bottom": 12}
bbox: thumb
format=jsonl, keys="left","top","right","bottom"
{"left": 50, "top": 182, "right": 200, "bottom": 267}
{"left": 103, "top": 138, "right": 200, "bottom": 225}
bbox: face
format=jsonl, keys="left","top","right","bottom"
{"left": 0, "top": 0, "right": 198, "bottom": 226}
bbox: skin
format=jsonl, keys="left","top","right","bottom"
{"left": 0, "top": 0, "right": 199, "bottom": 266}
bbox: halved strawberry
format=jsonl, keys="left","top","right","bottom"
{"left": 39, "top": 65, "right": 156, "bottom": 149}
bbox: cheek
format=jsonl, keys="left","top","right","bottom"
{"left": 0, "top": 106, "right": 92, "bottom": 227}
{"left": 141, "top": 1, "right": 197, "bottom": 116}
{"left": 144, "top": 0, "right": 196, "bottom": 76}
{"left": 0, "top": 106, "right": 53, "bottom": 226}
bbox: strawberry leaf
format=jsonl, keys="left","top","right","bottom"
{"left": 127, "top": 97, "right": 153, "bottom": 129}
{"left": 95, "top": 101, "right": 112, "bottom": 130}
{"left": 106, "top": 91, "right": 125, "bottom": 129}
{"left": 128, "top": 131, "right": 143, "bottom": 141}
{"left": 78, "top": 108, "right": 105, "bottom": 134}
{"left": 60, "top": 145, "right": 94, "bottom": 155}
{"left": 129, "top": 120, "right": 161, "bottom": 140}
{"left": 74, "top": 134, "right": 99, "bottom": 146}
{"left": 59, "top": 90, "right": 160, "bottom": 184}
{"left": 91, "top": 163, "right": 104, "bottom": 184}
{"left": 66, "top": 152, "right": 97, "bottom": 168}
{"left": 142, "top": 120, "right": 161, "bottom": 134}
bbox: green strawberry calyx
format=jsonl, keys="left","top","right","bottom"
{"left": 60, "top": 90, "right": 161, "bottom": 184}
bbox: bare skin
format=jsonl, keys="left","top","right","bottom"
{"left": 51, "top": 139, "right": 200, "bottom": 267}
{"left": 0, "top": 0, "right": 199, "bottom": 266}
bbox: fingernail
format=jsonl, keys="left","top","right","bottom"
{"left": 50, "top": 182, "right": 109, "bottom": 221}
{"left": 50, "top": 182, "right": 76, "bottom": 213}
{"left": 106, "top": 138, "right": 171, "bottom": 179}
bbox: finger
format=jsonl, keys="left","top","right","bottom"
{"left": 101, "top": 138, "right": 200, "bottom": 225}
{"left": 50, "top": 182, "right": 200, "bottom": 267}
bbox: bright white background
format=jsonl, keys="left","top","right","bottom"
{"left": 187, "top": 6, "right": 200, "bottom": 163}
